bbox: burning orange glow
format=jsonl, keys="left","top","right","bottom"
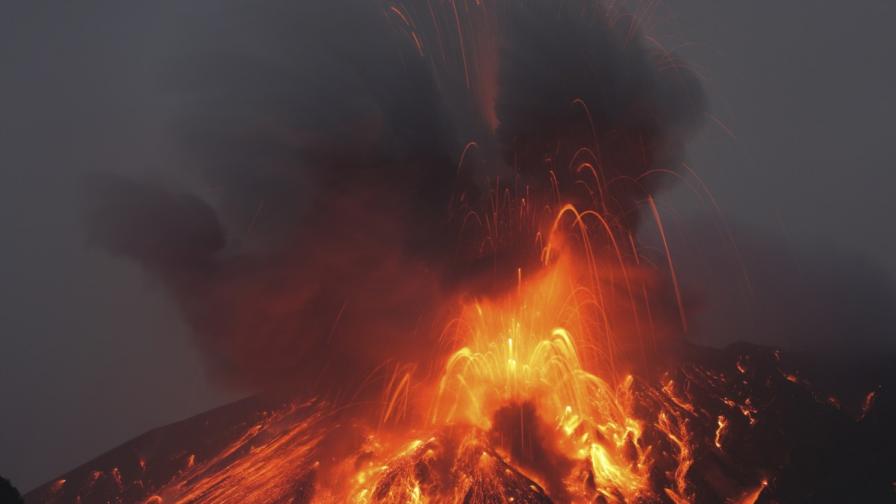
{"left": 423, "top": 261, "right": 651, "bottom": 500}
{"left": 146, "top": 401, "right": 325, "bottom": 503}
{"left": 43, "top": 182, "right": 781, "bottom": 503}
{"left": 714, "top": 415, "right": 728, "bottom": 449}
{"left": 326, "top": 197, "right": 705, "bottom": 502}
{"left": 29, "top": 0, "right": 868, "bottom": 501}
{"left": 732, "top": 479, "right": 768, "bottom": 504}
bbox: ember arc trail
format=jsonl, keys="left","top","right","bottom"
{"left": 37, "top": 198, "right": 786, "bottom": 503}
{"left": 30, "top": 0, "right": 896, "bottom": 502}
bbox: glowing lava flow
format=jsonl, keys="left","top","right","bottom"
{"left": 429, "top": 260, "right": 651, "bottom": 500}
{"left": 336, "top": 209, "right": 696, "bottom": 503}
{"left": 145, "top": 401, "right": 325, "bottom": 504}
{"left": 37, "top": 199, "right": 786, "bottom": 504}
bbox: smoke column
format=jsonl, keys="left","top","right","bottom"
{"left": 85, "top": 0, "right": 705, "bottom": 390}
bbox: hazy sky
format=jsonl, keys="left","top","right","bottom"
{"left": 2, "top": 1, "right": 895, "bottom": 492}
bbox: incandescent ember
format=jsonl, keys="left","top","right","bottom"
{"left": 57, "top": 1, "right": 896, "bottom": 502}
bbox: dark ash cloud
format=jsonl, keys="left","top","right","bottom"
{"left": 85, "top": 0, "right": 705, "bottom": 390}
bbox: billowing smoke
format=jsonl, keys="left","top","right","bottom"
{"left": 495, "top": 1, "right": 704, "bottom": 227}
{"left": 85, "top": 0, "right": 704, "bottom": 389}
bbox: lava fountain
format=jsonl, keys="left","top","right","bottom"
{"left": 28, "top": 1, "right": 896, "bottom": 503}
{"left": 317, "top": 198, "right": 703, "bottom": 503}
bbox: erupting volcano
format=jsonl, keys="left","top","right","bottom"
{"left": 23, "top": 0, "right": 896, "bottom": 503}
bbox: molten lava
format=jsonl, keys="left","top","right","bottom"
{"left": 291, "top": 194, "right": 680, "bottom": 502}
{"left": 30, "top": 1, "right": 896, "bottom": 503}
{"left": 33, "top": 265, "right": 893, "bottom": 503}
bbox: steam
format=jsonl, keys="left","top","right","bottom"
{"left": 85, "top": 0, "right": 705, "bottom": 389}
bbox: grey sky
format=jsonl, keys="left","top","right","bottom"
{"left": 2, "top": 1, "right": 895, "bottom": 492}
{"left": 1, "top": 4, "right": 240, "bottom": 492}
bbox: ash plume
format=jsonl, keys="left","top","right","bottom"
{"left": 495, "top": 0, "right": 705, "bottom": 227}
{"left": 85, "top": 0, "right": 705, "bottom": 389}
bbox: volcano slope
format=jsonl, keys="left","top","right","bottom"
{"left": 24, "top": 342, "right": 896, "bottom": 504}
